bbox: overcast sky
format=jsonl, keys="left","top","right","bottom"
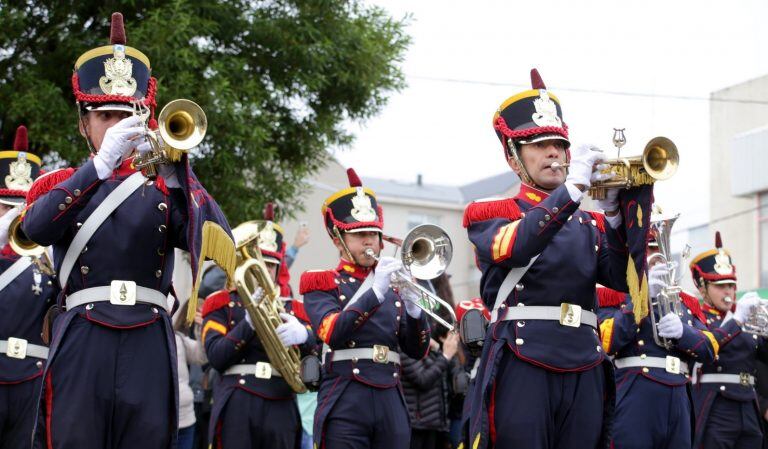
{"left": 333, "top": 0, "right": 768, "bottom": 230}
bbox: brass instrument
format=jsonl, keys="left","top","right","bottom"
{"left": 647, "top": 212, "right": 682, "bottom": 349}
{"left": 742, "top": 294, "right": 768, "bottom": 337}
{"left": 232, "top": 221, "right": 307, "bottom": 393}
{"left": 364, "top": 224, "right": 457, "bottom": 330}
{"left": 9, "top": 214, "right": 53, "bottom": 275}
{"left": 133, "top": 99, "right": 207, "bottom": 177}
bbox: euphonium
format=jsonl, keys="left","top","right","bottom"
{"left": 9, "top": 214, "right": 53, "bottom": 275}
{"left": 647, "top": 212, "right": 683, "bottom": 349}
{"left": 743, "top": 297, "right": 768, "bottom": 337}
{"left": 232, "top": 221, "right": 307, "bottom": 393}
{"left": 364, "top": 224, "right": 457, "bottom": 330}
{"left": 132, "top": 99, "right": 207, "bottom": 177}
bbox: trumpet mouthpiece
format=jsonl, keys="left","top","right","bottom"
{"left": 550, "top": 162, "right": 569, "bottom": 170}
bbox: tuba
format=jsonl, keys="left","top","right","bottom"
{"left": 232, "top": 221, "right": 307, "bottom": 393}
{"left": 365, "top": 224, "right": 457, "bottom": 330}
{"left": 132, "top": 99, "right": 207, "bottom": 178}
{"left": 9, "top": 214, "right": 53, "bottom": 275}
{"left": 647, "top": 212, "right": 683, "bottom": 349}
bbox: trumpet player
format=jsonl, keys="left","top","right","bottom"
{"left": 596, "top": 235, "right": 719, "bottom": 449}
{"left": 691, "top": 232, "right": 768, "bottom": 449}
{"left": 301, "top": 168, "right": 431, "bottom": 449}
{"left": 0, "top": 125, "right": 58, "bottom": 448}
{"left": 20, "top": 13, "right": 232, "bottom": 449}
{"left": 462, "top": 68, "right": 631, "bottom": 449}
{"left": 201, "top": 204, "right": 317, "bottom": 449}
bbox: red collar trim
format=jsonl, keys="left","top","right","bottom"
{"left": 702, "top": 303, "right": 725, "bottom": 318}
{"left": 515, "top": 183, "right": 550, "bottom": 206}
{"left": 88, "top": 155, "right": 138, "bottom": 178}
{"left": 336, "top": 259, "right": 372, "bottom": 280}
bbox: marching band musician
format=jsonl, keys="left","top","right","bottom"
{"left": 0, "top": 125, "right": 57, "bottom": 448}
{"left": 201, "top": 203, "right": 318, "bottom": 449}
{"left": 462, "top": 68, "right": 630, "bottom": 449}
{"left": 692, "top": 232, "right": 768, "bottom": 449}
{"left": 596, "top": 235, "right": 719, "bottom": 449}
{"left": 301, "top": 168, "right": 431, "bottom": 449}
{"left": 20, "top": 12, "right": 232, "bottom": 448}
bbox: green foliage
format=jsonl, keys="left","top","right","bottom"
{"left": 0, "top": 0, "right": 410, "bottom": 222}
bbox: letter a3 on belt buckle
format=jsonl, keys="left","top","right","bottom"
{"left": 255, "top": 362, "right": 272, "bottom": 379}
{"left": 7, "top": 337, "right": 28, "bottom": 359}
{"left": 559, "top": 303, "right": 582, "bottom": 327}
{"left": 665, "top": 356, "right": 681, "bottom": 375}
{"left": 373, "top": 345, "right": 389, "bottom": 364}
{"left": 110, "top": 280, "right": 137, "bottom": 306}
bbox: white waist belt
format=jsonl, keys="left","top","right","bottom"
{"left": 224, "top": 362, "right": 282, "bottom": 379}
{"left": 324, "top": 346, "right": 401, "bottom": 365}
{"left": 699, "top": 373, "right": 755, "bottom": 386}
{"left": 494, "top": 305, "right": 598, "bottom": 328}
{"left": 614, "top": 356, "right": 689, "bottom": 375}
{"left": 0, "top": 339, "right": 49, "bottom": 360}
{"left": 66, "top": 284, "right": 169, "bottom": 313}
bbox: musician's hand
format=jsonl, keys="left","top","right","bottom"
{"left": 276, "top": 312, "right": 309, "bottom": 346}
{"left": 373, "top": 256, "right": 402, "bottom": 302}
{"left": 442, "top": 332, "right": 460, "bottom": 360}
{"left": 657, "top": 312, "right": 683, "bottom": 339}
{"left": 400, "top": 287, "right": 423, "bottom": 318}
{"left": 566, "top": 144, "right": 608, "bottom": 190}
{"left": 734, "top": 292, "right": 761, "bottom": 325}
{"left": 93, "top": 115, "right": 145, "bottom": 180}
{"left": 648, "top": 263, "right": 669, "bottom": 299}
{"left": 596, "top": 188, "right": 620, "bottom": 215}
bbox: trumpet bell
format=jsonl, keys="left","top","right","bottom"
{"left": 158, "top": 99, "right": 207, "bottom": 151}
{"left": 9, "top": 216, "right": 44, "bottom": 257}
{"left": 401, "top": 224, "right": 453, "bottom": 280}
{"left": 643, "top": 137, "right": 678, "bottom": 181}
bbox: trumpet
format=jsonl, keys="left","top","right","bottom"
{"left": 9, "top": 215, "right": 53, "bottom": 275}
{"left": 132, "top": 99, "right": 207, "bottom": 177}
{"left": 364, "top": 224, "right": 457, "bottom": 330}
{"left": 551, "top": 136, "right": 678, "bottom": 200}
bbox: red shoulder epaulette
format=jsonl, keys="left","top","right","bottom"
{"left": 597, "top": 286, "right": 626, "bottom": 308}
{"left": 202, "top": 290, "right": 232, "bottom": 318}
{"left": 299, "top": 270, "right": 338, "bottom": 295}
{"left": 680, "top": 291, "right": 706, "bottom": 324}
{"left": 587, "top": 211, "right": 606, "bottom": 233}
{"left": 462, "top": 198, "right": 521, "bottom": 228}
{"left": 26, "top": 168, "right": 76, "bottom": 204}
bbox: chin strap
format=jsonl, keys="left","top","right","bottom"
{"left": 77, "top": 102, "right": 98, "bottom": 156}
{"left": 333, "top": 227, "right": 360, "bottom": 265}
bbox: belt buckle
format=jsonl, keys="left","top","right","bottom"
{"left": 559, "top": 303, "right": 582, "bottom": 328}
{"left": 7, "top": 337, "right": 28, "bottom": 360}
{"left": 373, "top": 345, "right": 390, "bottom": 364}
{"left": 255, "top": 362, "right": 272, "bottom": 379}
{"left": 739, "top": 372, "right": 750, "bottom": 386}
{"left": 665, "top": 356, "right": 681, "bottom": 375}
{"left": 110, "top": 280, "right": 137, "bottom": 306}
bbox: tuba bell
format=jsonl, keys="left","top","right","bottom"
{"left": 9, "top": 214, "right": 54, "bottom": 275}
{"left": 232, "top": 221, "right": 307, "bottom": 393}
{"left": 741, "top": 292, "right": 768, "bottom": 337}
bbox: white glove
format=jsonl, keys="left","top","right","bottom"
{"left": 276, "top": 312, "right": 309, "bottom": 346}
{"left": 648, "top": 263, "right": 670, "bottom": 299}
{"left": 734, "top": 293, "right": 761, "bottom": 324}
{"left": 657, "top": 312, "right": 684, "bottom": 339}
{"left": 565, "top": 144, "right": 609, "bottom": 188}
{"left": 400, "top": 288, "right": 423, "bottom": 318}
{"left": 0, "top": 207, "right": 21, "bottom": 247}
{"left": 93, "top": 115, "right": 146, "bottom": 180}
{"left": 596, "top": 188, "right": 620, "bottom": 214}
{"left": 244, "top": 287, "right": 265, "bottom": 329}
{"left": 372, "top": 256, "right": 403, "bottom": 301}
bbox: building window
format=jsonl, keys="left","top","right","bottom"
{"left": 760, "top": 192, "right": 768, "bottom": 288}
{"left": 407, "top": 212, "right": 441, "bottom": 230}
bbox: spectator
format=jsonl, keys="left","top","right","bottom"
{"left": 174, "top": 300, "right": 208, "bottom": 449}
{"left": 285, "top": 223, "right": 310, "bottom": 268}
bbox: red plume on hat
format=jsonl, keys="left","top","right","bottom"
{"left": 530, "top": 68, "right": 547, "bottom": 89}
{"left": 263, "top": 202, "right": 275, "bottom": 221}
{"left": 110, "top": 12, "right": 127, "bottom": 45}
{"left": 347, "top": 168, "right": 362, "bottom": 187}
{"left": 13, "top": 125, "right": 28, "bottom": 152}
{"left": 715, "top": 231, "right": 723, "bottom": 249}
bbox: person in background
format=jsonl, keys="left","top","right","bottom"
{"left": 285, "top": 224, "right": 310, "bottom": 268}
{"left": 174, "top": 300, "right": 208, "bottom": 449}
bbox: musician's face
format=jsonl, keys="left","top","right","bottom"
{"left": 335, "top": 231, "right": 381, "bottom": 267}
{"left": 701, "top": 282, "right": 737, "bottom": 312}
{"left": 507, "top": 139, "right": 568, "bottom": 191}
{"left": 79, "top": 110, "right": 131, "bottom": 151}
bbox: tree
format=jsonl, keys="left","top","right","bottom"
{"left": 0, "top": 0, "right": 410, "bottom": 222}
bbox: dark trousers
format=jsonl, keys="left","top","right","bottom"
{"left": 611, "top": 376, "right": 691, "bottom": 449}
{"left": 218, "top": 388, "right": 300, "bottom": 449}
{"left": 703, "top": 396, "right": 763, "bottom": 449}
{"left": 410, "top": 429, "right": 437, "bottom": 449}
{"left": 43, "top": 316, "right": 173, "bottom": 449}
{"left": 491, "top": 351, "right": 605, "bottom": 449}
{"left": 323, "top": 382, "right": 410, "bottom": 449}
{"left": 0, "top": 376, "right": 42, "bottom": 449}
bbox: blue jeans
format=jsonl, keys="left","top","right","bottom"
{"left": 301, "top": 429, "right": 313, "bottom": 449}
{"left": 178, "top": 425, "right": 196, "bottom": 449}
